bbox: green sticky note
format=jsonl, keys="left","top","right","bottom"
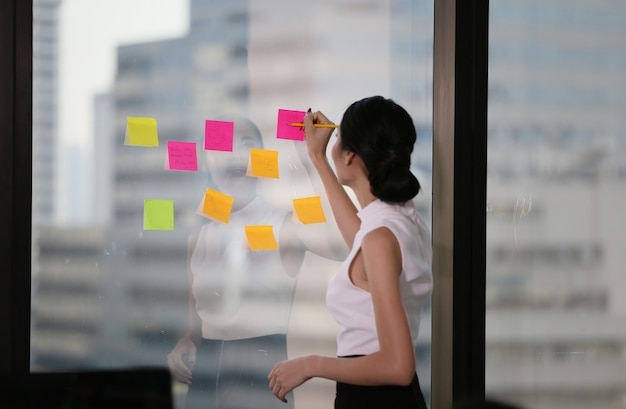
{"left": 125, "top": 117, "right": 159, "bottom": 146}
{"left": 144, "top": 199, "right": 174, "bottom": 230}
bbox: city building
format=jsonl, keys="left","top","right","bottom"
{"left": 32, "top": 0, "right": 61, "bottom": 225}
{"left": 31, "top": 0, "right": 62, "bottom": 369}
{"left": 485, "top": 1, "right": 626, "bottom": 408}
{"left": 31, "top": 226, "right": 105, "bottom": 370}
{"left": 28, "top": 1, "right": 626, "bottom": 408}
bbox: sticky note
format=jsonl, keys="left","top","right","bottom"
{"left": 277, "top": 109, "right": 306, "bottom": 141}
{"left": 246, "top": 148, "right": 279, "bottom": 178}
{"left": 245, "top": 225, "right": 279, "bottom": 251}
{"left": 166, "top": 141, "right": 198, "bottom": 171}
{"left": 293, "top": 196, "right": 327, "bottom": 224}
{"left": 144, "top": 199, "right": 174, "bottom": 230}
{"left": 125, "top": 117, "right": 159, "bottom": 146}
{"left": 196, "top": 188, "right": 234, "bottom": 223}
{"left": 205, "top": 120, "right": 235, "bottom": 151}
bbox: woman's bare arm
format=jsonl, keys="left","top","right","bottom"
{"left": 268, "top": 228, "right": 415, "bottom": 402}
{"left": 303, "top": 110, "right": 361, "bottom": 248}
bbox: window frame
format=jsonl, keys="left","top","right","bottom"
{"left": 0, "top": 0, "right": 33, "bottom": 374}
{"left": 1, "top": 0, "right": 490, "bottom": 406}
{"left": 431, "top": 0, "right": 488, "bottom": 407}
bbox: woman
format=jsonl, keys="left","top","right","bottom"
{"left": 268, "top": 96, "right": 433, "bottom": 408}
{"left": 167, "top": 115, "right": 344, "bottom": 409}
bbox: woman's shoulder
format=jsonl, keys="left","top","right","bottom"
{"left": 361, "top": 225, "right": 398, "bottom": 247}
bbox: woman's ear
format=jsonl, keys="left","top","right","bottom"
{"left": 344, "top": 150, "right": 355, "bottom": 166}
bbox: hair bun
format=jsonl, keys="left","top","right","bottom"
{"left": 371, "top": 166, "right": 420, "bottom": 203}
{"left": 340, "top": 96, "right": 422, "bottom": 203}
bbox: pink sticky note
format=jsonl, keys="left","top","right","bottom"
{"left": 204, "top": 120, "right": 234, "bottom": 151}
{"left": 277, "top": 109, "right": 306, "bottom": 141}
{"left": 166, "top": 141, "right": 198, "bottom": 171}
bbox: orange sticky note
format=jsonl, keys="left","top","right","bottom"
{"left": 196, "top": 188, "right": 234, "bottom": 223}
{"left": 125, "top": 117, "right": 159, "bottom": 146}
{"left": 293, "top": 196, "right": 327, "bottom": 224}
{"left": 245, "top": 225, "right": 279, "bottom": 250}
{"left": 246, "top": 148, "right": 279, "bottom": 178}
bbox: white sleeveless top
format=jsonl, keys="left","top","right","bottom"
{"left": 190, "top": 197, "right": 296, "bottom": 340}
{"left": 326, "top": 199, "right": 433, "bottom": 356}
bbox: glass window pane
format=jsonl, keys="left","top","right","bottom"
{"left": 31, "top": 1, "right": 434, "bottom": 408}
{"left": 487, "top": 2, "right": 626, "bottom": 408}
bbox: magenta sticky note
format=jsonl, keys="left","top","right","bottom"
{"left": 167, "top": 141, "right": 198, "bottom": 171}
{"left": 277, "top": 109, "right": 306, "bottom": 141}
{"left": 204, "top": 120, "right": 235, "bottom": 151}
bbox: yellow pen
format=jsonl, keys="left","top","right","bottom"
{"left": 289, "top": 123, "right": 338, "bottom": 129}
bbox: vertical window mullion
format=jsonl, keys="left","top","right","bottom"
{"left": 432, "top": 0, "right": 488, "bottom": 406}
{"left": 0, "top": 0, "right": 33, "bottom": 374}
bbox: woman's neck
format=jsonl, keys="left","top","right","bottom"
{"left": 350, "top": 177, "right": 377, "bottom": 209}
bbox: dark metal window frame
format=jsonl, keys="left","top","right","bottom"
{"left": 0, "top": 1, "right": 489, "bottom": 406}
{"left": 431, "top": 1, "right": 489, "bottom": 407}
{"left": 0, "top": 0, "right": 33, "bottom": 374}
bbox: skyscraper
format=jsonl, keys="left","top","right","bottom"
{"left": 32, "top": 0, "right": 62, "bottom": 226}
{"left": 486, "top": 1, "right": 626, "bottom": 407}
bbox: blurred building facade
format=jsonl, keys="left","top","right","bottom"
{"left": 30, "top": 1, "right": 626, "bottom": 409}
{"left": 31, "top": 227, "right": 104, "bottom": 369}
{"left": 31, "top": 0, "right": 62, "bottom": 368}
{"left": 486, "top": 1, "right": 626, "bottom": 408}
{"left": 31, "top": 0, "right": 61, "bottom": 297}
{"left": 32, "top": 0, "right": 61, "bottom": 226}
{"left": 31, "top": 2, "right": 434, "bottom": 409}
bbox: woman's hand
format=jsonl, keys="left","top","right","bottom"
{"left": 167, "top": 336, "right": 197, "bottom": 384}
{"left": 303, "top": 109, "right": 336, "bottom": 164}
{"left": 268, "top": 356, "right": 314, "bottom": 403}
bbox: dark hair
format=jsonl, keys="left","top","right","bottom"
{"left": 339, "top": 95, "right": 421, "bottom": 203}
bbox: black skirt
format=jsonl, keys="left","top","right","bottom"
{"left": 335, "top": 357, "right": 428, "bottom": 409}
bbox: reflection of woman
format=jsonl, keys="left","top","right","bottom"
{"left": 268, "top": 97, "right": 433, "bottom": 409}
{"left": 167, "top": 116, "right": 342, "bottom": 409}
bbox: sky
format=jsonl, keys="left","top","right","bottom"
{"left": 58, "top": 0, "right": 189, "bottom": 147}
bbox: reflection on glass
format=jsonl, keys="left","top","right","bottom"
{"left": 167, "top": 116, "right": 343, "bottom": 409}
{"left": 31, "top": 1, "right": 434, "bottom": 409}
{"left": 487, "top": 1, "right": 626, "bottom": 408}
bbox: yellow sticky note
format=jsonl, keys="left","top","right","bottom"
{"left": 293, "top": 196, "right": 327, "bottom": 224}
{"left": 246, "top": 148, "right": 279, "bottom": 178}
{"left": 244, "top": 225, "right": 279, "bottom": 251}
{"left": 144, "top": 199, "right": 174, "bottom": 230}
{"left": 197, "top": 188, "right": 234, "bottom": 223}
{"left": 125, "top": 117, "right": 159, "bottom": 146}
